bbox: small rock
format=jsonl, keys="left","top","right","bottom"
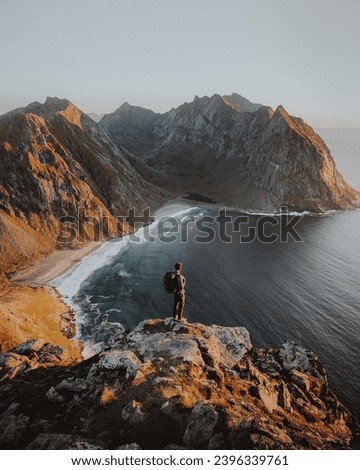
{"left": 46, "top": 386, "right": 66, "bottom": 404}
{"left": 279, "top": 341, "right": 326, "bottom": 384}
{"left": 209, "top": 325, "right": 252, "bottom": 366}
{"left": 131, "top": 370, "right": 146, "bottom": 386}
{"left": 37, "top": 344, "right": 65, "bottom": 364}
{"left": 0, "top": 411, "right": 30, "bottom": 448}
{"left": 98, "top": 350, "right": 141, "bottom": 378}
{"left": 161, "top": 397, "right": 188, "bottom": 428}
{"left": 86, "top": 364, "right": 100, "bottom": 384}
{"left": 122, "top": 400, "right": 146, "bottom": 425}
{"left": 183, "top": 401, "right": 219, "bottom": 447}
{"left": 55, "top": 378, "right": 88, "bottom": 393}
{"left": 12, "top": 339, "right": 45, "bottom": 358}
{"left": 0, "top": 353, "right": 31, "bottom": 379}
{"left": 164, "top": 317, "right": 173, "bottom": 326}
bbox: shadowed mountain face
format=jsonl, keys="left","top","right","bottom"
{"left": 100, "top": 93, "right": 360, "bottom": 212}
{"left": 0, "top": 98, "right": 166, "bottom": 277}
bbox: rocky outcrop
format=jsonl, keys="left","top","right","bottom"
{"left": 0, "top": 319, "right": 356, "bottom": 450}
{"left": 0, "top": 97, "right": 167, "bottom": 276}
{"left": 100, "top": 93, "right": 360, "bottom": 212}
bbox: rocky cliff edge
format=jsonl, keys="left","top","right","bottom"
{"left": 0, "top": 318, "right": 357, "bottom": 450}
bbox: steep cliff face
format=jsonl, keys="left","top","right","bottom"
{"left": 100, "top": 93, "right": 360, "bottom": 212}
{"left": 0, "top": 318, "right": 357, "bottom": 450}
{"left": 0, "top": 98, "right": 166, "bottom": 275}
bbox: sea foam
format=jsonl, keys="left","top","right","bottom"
{"left": 51, "top": 203, "right": 199, "bottom": 304}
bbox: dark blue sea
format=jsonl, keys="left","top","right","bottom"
{"left": 52, "top": 129, "right": 360, "bottom": 421}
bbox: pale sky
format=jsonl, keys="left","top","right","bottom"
{"left": 0, "top": 0, "right": 359, "bottom": 127}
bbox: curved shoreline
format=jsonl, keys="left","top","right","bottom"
{"left": 1, "top": 198, "right": 346, "bottom": 358}
{"left": 8, "top": 196, "right": 343, "bottom": 287}
{"left": 10, "top": 242, "right": 103, "bottom": 285}
{"left": 1, "top": 200, "right": 197, "bottom": 356}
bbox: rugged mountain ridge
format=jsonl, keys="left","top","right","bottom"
{"left": 1, "top": 93, "right": 359, "bottom": 281}
{"left": 0, "top": 97, "right": 167, "bottom": 279}
{"left": 0, "top": 318, "right": 357, "bottom": 450}
{"left": 100, "top": 93, "right": 360, "bottom": 212}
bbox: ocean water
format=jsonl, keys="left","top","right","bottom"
{"left": 52, "top": 129, "right": 360, "bottom": 421}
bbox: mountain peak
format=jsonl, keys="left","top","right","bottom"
{"left": 190, "top": 94, "right": 237, "bottom": 113}
{"left": 24, "top": 97, "right": 72, "bottom": 114}
{"left": 191, "top": 93, "right": 263, "bottom": 113}
{"left": 223, "top": 93, "right": 263, "bottom": 113}
{"left": 118, "top": 101, "right": 132, "bottom": 110}
{"left": 22, "top": 97, "right": 85, "bottom": 129}
{"left": 44, "top": 96, "right": 71, "bottom": 110}
{"left": 111, "top": 102, "right": 157, "bottom": 118}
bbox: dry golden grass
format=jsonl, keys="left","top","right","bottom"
{"left": 100, "top": 387, "right": 118, "bottom": 406}
{"left": 0, "top": 284, "right": 82, "bottom": 361}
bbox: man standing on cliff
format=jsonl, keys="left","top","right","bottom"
{"left": 173, "top": 262, "right": 186, "bottom": 321}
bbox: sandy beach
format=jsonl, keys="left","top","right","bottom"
{"left": 9, "top": 195, "right": 214, "bottom": 286}
{"left": 10, "top": 242, "right": 102, "bottom": 285}
{"left": 0, "top": 284, "right": 82, "bottom": 359}
{"left": 1, "top": 243, "right": 104, "bottom": 356}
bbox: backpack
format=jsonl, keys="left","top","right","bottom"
{"left": 163, "top": 272, "right": 179, "bottom": 294}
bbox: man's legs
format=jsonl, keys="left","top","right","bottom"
{"left": 173, "top": 293, "right": 179, "bottom": 319}
{"left": 178, "top": 293, "right": 186, "bottom": 319}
